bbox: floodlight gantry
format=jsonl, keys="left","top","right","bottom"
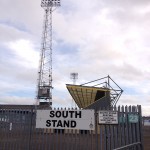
{"left": 37, "top": 0, "right": 61, "bottom": 107}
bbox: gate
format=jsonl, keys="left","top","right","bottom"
{"left": 0, "top": 105, "right": 143, "bottom": 150}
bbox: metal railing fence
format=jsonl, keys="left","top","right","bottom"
{"left": 0, "top": 105, "right": 143, "bottom": 150}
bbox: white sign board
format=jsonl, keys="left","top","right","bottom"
{"left": 98, "top": 111, "right": 118, "bottom": 124}
{"left": 36, "top": 109, "right": 95, "bottom": 130}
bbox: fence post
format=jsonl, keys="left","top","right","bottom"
{"left": 95, "top": 111, "right": 98, "bottom": 150}
{"left": 28, "top": 106, "right": 34, "bottom": 150}
{"left": 138, "top": 105, "right": 144, "bottom": 150}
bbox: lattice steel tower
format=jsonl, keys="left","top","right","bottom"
{"left": 37, "top": 0, "right": 60, "bottom": 107}
{"left": 70, "top": 73, "right": 78, "bottom": 107}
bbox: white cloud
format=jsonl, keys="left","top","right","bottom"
{"left": 7, "top": 39, "right": 39, "bottom": 68}
{"left": 0, "top": 96, "right": 35, "bottom": 105}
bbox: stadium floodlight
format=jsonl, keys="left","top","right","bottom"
{"left": 70, "top": 73, "right": 78, "bottom": 82}
{"left": 37, "top": 0, "right": 61, "bottom": 107}
{"left": 70, "top": 73, "right": 78, "bottom": 108}
{"left": 41, "top": 0, "right": 61, "bottom": 7}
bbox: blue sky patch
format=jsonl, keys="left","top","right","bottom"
{"left": 0, "top": 19, "right": 29, "bottom": 33}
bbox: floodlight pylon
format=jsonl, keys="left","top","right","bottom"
{"left": 36, "top": 0, "right": 61, "bottom": 107}
{"left": 70, "top": 73, "right": 78, "bottom": 107}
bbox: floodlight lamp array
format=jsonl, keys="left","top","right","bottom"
{"left": 70, "top": 73, "right": 78, "bottom": 80}
{"left": 41, "top": 0, "right": 61, "bottom": 7}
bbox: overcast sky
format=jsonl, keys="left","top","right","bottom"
{"left": 0, "top": 0, "right": 150, "bottom": 115}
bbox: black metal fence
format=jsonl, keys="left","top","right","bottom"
{"left": 0, "top": 105, "right": 143, "bottom": 150}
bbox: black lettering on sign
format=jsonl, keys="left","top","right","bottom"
{"left": 71, "top": 120, "right": 76, "bottom": 128}
{"left": 46, "top": 120, "right": 51, "bottom": 127}
{"left": 50, "top": 111, "right": 54, "bottom": 117}
{"left": 69, "top": 111, "right": 74, "bottom": 118}
{"left": 46, "top": 120, "right": 77, "bottom": 128}
{"left": 56, "top": 111, "right": 61, "bottom": 118}
{"left": 63, "top": 120, "right": 69, "bottom": 127}
{"left": 62, "top": 111, "right": 68, "bottom": 118}
{"left": 51, "top": 120, "right": 57, "bottom": 127}
{"left": 57, "top": 120, "right": 63, "bottom": 127}
{"left": 75, "top": 111, "right": 82, "bottom": 118}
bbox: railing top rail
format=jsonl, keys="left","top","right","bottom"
{"left": 113, "top": 142, "right": 141, "bottom": 150}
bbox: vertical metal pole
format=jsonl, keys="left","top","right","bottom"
{"left": 138, "top": 105, "right": 144, "bottom": 150}
{"left": 108, "top": 75, "right": 110, "bottom": 87}
{"left": 95, "top": 111, "right": 98, "bottom": 150}
{"left": 49, "top": 7, "right": 53, "bottom": 106}
{"left": 28, "top": 106, "right": 34, "bottom": 150}
{"left": 125, "top": 106, "right": 129, "bottom": 147}
{"left": 121, "top": 106, "right": 125, "bottom": 147}
{"left": 128, "top": 106, "right": 132, "bottom": 145}
{"left": 100, "top": 125, "right": 103, "bottom": 150}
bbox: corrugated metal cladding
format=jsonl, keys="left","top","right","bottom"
{"left": 66, "top": 84, "right": 110, "bottom": 109}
